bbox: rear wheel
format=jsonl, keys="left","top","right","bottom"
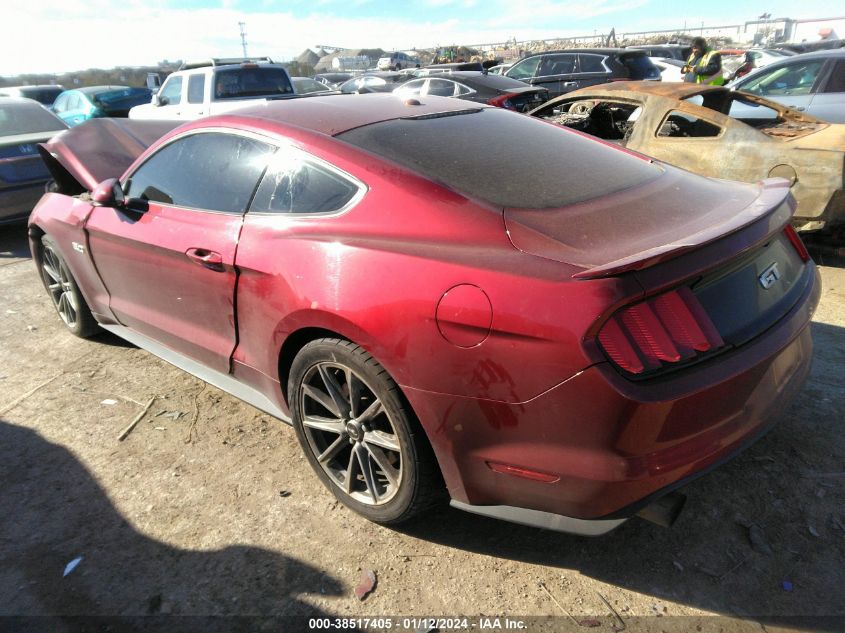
{"left": 289, "top": 338, "right": 442, "bottom": 524}
{"left": 39, "top": 235, "right": 99, "bottom": 338}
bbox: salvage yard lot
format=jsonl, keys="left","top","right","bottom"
{"left": 1, "top": 227, "right": 843, "bottom": 630}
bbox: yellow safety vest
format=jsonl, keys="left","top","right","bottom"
{"left": 686, "top": 50, "right": 725, "bottom": 85}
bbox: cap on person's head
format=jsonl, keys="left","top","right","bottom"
{"left": 692, "top": 37, "right": 707, "bottom": 49}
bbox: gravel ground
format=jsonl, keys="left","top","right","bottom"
{"left": 1, "top": 226, "right": 843, "bottom": 632}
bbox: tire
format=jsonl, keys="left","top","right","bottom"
{"left": 289, "top": 338, "right": 442, "bottom": 524}
{"left": 38, "top": 235, "right": 99, "bottom": 338}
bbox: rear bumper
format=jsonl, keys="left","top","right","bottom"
{"left": 406, "top": 265, "right": 820, "bottom": 531}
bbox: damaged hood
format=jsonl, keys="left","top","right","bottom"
{"left": 38, "top": 118, "right": 183, "bottom": 192}
{"left": 504, "top": 167, "right": 792, "bottom": 278}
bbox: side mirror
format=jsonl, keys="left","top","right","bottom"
{"left": 91, "top": 178, "right": 126, "bottom": 208}
{"left": 146, "top": 72, "right": 162, "bottom": 93}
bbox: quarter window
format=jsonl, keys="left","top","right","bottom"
{"left": 250, "top": 151, "right": 360, "bottom": 214}
{"left": 125, "top": 132, "right": 275, "bottom": 213}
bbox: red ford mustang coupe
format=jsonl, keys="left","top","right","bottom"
{"left": 30, "top": 94, "right": 820, "bottom": 535}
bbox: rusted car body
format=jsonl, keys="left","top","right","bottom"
{"left": 530, "top": 82, "right": 845, "bottom": 231}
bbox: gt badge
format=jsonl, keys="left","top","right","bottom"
{"left": 759, "top": 263, "right": 781, "bottom": 289}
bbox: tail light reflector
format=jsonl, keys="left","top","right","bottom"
{"left": 487, "top": 462, "right": 560, "bottom": 483}
{"left": 784, "top": 225, "right": 810, "bottom": 262}
{"left": 598, "top": 286, "right": 724, "bottom": 375}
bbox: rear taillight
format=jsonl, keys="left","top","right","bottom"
{"left": 598, "top": 286, "right": 724, "bottom": 375}
{"left": 784, "top": 225, "right": 810, "bottom": 262}
{"left": 487, "top": 93, "right": 517, "bottom": 109}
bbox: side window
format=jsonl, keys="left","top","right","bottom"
{"left": 427, "top": 79, "right": 458, "bottom": 96}
{"left": 577, "top": 54, "right": 608, "bottom": 73}
{"left": 65, "top": 94, "right": 83, "bottom": 111}
{"left": 538, "top": 54, "right": 576, "bottom": 76}
{"left": 187, "top": 74, "right": 205, "bottom": 104}
{"left": 125, "top": 132, "right": 274, "bottom": 213}
{"left": 52, "top": 94, "right": 68, "bottom": 113}
{"left": 159, "top": 76, "right": 183, "bottom": 106}
{"left": 395, "top": 79, "right": 425, "bottom": 96}
{"left": 506, "top": 57, "right": 541, "bottom": 80}
{"left": 250, "top": 151, "right": 361, "bottom": 215}
{"left": 821, "top": 60, "right": 845, "bottom": 93}
{"left": 741, "top": 61, "right": 824, "bottom": 96}
{"left": 657, "top": 111, "right": 722, "bottom": 138}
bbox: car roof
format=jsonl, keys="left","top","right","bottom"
{"left": 523, "top": 48, "right": 643, "bottom": 56}
{"left": 75, "top": 85, "right": 131, "bottom": 95}
{"left": 201, "top": 93, "right": 488, "bottom": 137}
{"left": 0, "top": 96, "right": 48, "bottom": 107}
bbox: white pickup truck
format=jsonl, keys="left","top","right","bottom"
{"left": 129, "top": 57, "right": 298, "bottom": 120}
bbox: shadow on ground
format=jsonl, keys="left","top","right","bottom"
{"left": 0, "top": 224, "right": 30, "bottom": 260}
{"left": 0, "top": 419, "right": 345, "bottom": 625}
{"left": 398, "top": 321, "right": 845, "bottom": 629}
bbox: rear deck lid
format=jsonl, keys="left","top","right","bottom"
{"left": 504, "top": 169, "right": 792, "bottom": 278}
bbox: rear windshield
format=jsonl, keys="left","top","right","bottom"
{"left": 338, "top": 107, "right": 661, "bottom": 208}
{"left": 0, "top": 102, "right": 66, "bottom": 135}
{"left": 20, "top": 87, "right": 63, "bottom": 105}
{"left": 213, "top": 67, "right": 294, "bottom": 99}
{"left": 622, "top": 54, "right": 660, "bottom": 79}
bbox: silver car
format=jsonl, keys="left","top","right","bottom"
{"left": 730, "top": 49, "right": 845, "bottom": 122}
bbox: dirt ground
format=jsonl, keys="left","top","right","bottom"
{"left": 1, "top": 226, "right": 843, "bottom": 632}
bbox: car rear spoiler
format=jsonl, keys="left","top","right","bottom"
{"left": 572, "top": 179, "right": 793, "bottom": 279}
{"left": 38, "top": 118, "right": 183, "bottom": 193}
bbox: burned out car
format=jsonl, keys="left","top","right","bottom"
{"left": 530, "top": 82, "right": 845, "bottom": 231}
{"left": 30, "top": 95, "right": 819, "bottom": 535}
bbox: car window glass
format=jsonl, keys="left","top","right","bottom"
{"left": 538, "top": 54, "right": 576, "bottom": 76}
{"left": 250, "top": 151, "right": 360, "bottom": 214}
{"left": 578, "top": 54, "right": 607, "bottom": 73}
{"left": 66, "top": 94, "right": 83, "bottom": 110}
{"left": 187, "top": 74, "right": 205, "bottom": 104}
{"left": 52, "top": 94, "right": 68, "bottom": 112}
{"left": 727, "top": 97, "right": 778, "bottom": 120}
{"left": 125, "top": 132, "right": 275, "bottom": 213}
{"left": 822, "top": 60, "right": 845, "bottom": 93}
{"left": 427, "top": 79, "right": 457, "bottom": 96}
{"left": 657, "top": 111, "right": 722, "bottom": 138}
{"left": 506, "top": 57, "right": 541, "bottom": 80}
{"left": 741, "top": 61, "right": 824, "bottom": 96}
{"left": 394, "top": 79, "right": 425, "bottom": 96}
{"left": 214, "top": 67, "right": 293, "bottom": 99}
{"left": 159, "top": 77, "right": 183, "bottom": 105}
{"left": 0, "top": 102, "right": 66, "bottom": 135}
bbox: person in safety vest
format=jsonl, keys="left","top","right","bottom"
{"left": 682, "top": 37, "right": 724, "bottom": 85}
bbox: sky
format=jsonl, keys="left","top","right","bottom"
{"left": 1, "top": 0, "right": 841, "bottom": 77}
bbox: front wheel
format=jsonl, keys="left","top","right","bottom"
{"left": 39, "top": 235, "right": 99, "bottom": 338}
{"left": 289, "top": 338, "right": 442, "bottom": 524}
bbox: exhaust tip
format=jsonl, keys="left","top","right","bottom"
{"left": 636, "top": 492, "right": 687, "bottom": 528}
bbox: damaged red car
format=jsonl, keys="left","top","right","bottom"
{"left": 30, "top": 94, "right": 820, "bottom": 535}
